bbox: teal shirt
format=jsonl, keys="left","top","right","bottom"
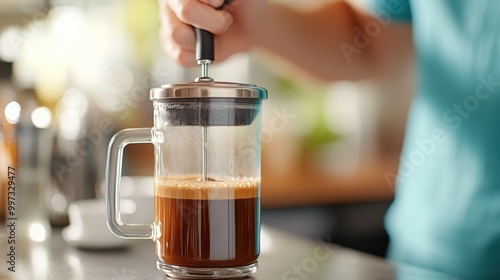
{"left": 364, "top": 0, "right": 500, "bottom": 278}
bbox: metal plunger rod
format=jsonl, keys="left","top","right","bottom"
{"left": 194, "top": 24, "right": 214, "bottom": 181}
{"left": 195, "top": 0, "right": 233, "bottom": 180}
{"left": 201, "top": 126, "right": 208, "bottom": 181}
{"left": 201, "top": 62, "right": 210, "bottom": 78}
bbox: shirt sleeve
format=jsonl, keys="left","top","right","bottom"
{"left": 363, "top": 0, "right": 412, "bottom": 23}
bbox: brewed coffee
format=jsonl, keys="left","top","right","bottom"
{"left": 155, "top": 177, "right": 260, "bottom": 267}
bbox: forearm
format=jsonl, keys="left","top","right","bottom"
{"left": 253, "top": 1, "right": 412, "bottom": 81}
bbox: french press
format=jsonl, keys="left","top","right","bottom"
{"left": 106, "top": 1, "right": 268, "bottom": 278}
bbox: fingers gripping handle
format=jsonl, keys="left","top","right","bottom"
{"left": 194, "top": 0, "right": 234, "bottom": 64}
{"left": 105, "top": 128, "right": 155, "bottom": 239}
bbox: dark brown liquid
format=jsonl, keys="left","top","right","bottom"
{"left": 155, "top": 178, "right": 260, "bottom": 267}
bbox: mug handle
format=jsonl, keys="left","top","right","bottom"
{"left": 105, "top": 128, "right": 154, "bottom": 239}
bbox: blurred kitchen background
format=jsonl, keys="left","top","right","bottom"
{"left": 0, "top": 0, "right": 413, "bottom": 257}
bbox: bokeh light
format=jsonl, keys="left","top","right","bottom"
{"left": 51, "top": 193, "right": 68, "bottom": 213}
{"left": 31, "top": 106, "right": 52, "bottom": 129}
{"left": 29, "top": 223, "right": 47, "bottom": 242}
{"left": 0, "top": 26, "right": 22, "bottom": 62}
{"left": 4, "top": 101, "right": 21, "bottom": 124}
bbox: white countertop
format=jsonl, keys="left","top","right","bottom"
{"left": 0, "top": 225, "right": 458, "bottom": 280}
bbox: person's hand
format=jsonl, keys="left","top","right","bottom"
{"left": 158, "top": 0, "right": 265, "bottom": 67}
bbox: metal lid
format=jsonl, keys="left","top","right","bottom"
{"left": 150, "top": 81, "right": 268, "bottom": 100}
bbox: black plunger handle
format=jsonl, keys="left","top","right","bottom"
{"left": 194, "top": 0, "right": 234, "bottom": 63}
{"left": 195, "top": 28, "right": 214, "bottom": 62}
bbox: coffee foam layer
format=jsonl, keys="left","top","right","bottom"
{"left": 155, "top": 177, "right": 260, "bottom": 200}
